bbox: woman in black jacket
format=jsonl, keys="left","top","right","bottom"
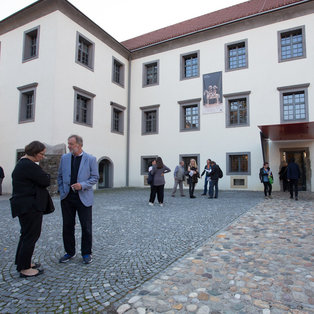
{"left": 10, "top": 141, "right": 50, "bottom": 278}
{"left": 187, "top": 159, "right": 199, "bottom": 198}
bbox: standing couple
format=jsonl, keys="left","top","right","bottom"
{"left": 10, "top": 135, "right": 99, "bottom": 278}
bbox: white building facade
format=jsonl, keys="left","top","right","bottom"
{"left": 0, "top": 0, "right": 313, "bottom": 193}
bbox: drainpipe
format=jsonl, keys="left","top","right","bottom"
{"left": 126, "top": 56, "right": 132, "bottom": 186}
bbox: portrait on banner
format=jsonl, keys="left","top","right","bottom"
{"left": 203, "top": 71, "right": 223, "bottom": 114}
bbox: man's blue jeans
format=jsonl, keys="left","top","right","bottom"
{"left": 203, "top": 176, "right": 210, "bottom": 194}
{"left": 209, "top": 179, "right": 218, "bottom": 198}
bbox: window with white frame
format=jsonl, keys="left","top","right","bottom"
{"left": 76, "top": 32, "right": 94, "bottom": 70}
{"left": 23, "top": 26, "right": 40, "bottom": 61}
{"left": 73, "top": 87, "right": 95, "bottom": 127}
{"left": 278, "top": 84, "right": 309, "bottom": 123}
{"left": 278, "top": 26, "right": 306, "bottom": 62}
{"left": 180, "top": 51, "right": 199, "bottom": 80}
{"left": 226, "top": 152, "right": 251, "bottom": 175}
{"left": 225, "top": 91, "right": 250, "bottom": 127}
{"left": 112, "top": 57, "right": 125, "bottom": 87}
{"left": 143, "top": 60, "right": 159, "bottom": 87}
{"left": 111, "top": 102, "right": 125, "bottom": 134}
{"left": 17, "top": 83, "right": 38, "bottom": 123}
{"left": 178, "top": 99, "right": 200, "bottom": 131}
{"left": 141, "top": 105, "right": 159, "bottom": 135}
{"left": 225, "top": 39, "right": 248, "bottom": 71}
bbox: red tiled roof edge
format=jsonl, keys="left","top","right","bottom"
{"left": 121, "top": 0, "right": 307, "bottom": 51}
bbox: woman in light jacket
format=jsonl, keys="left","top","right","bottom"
{"left": 149, "top": 157, "right": 171, "bottom": 206}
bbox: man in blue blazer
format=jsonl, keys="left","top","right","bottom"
{"left": 57, "top": 135, "right": 99, "bottom": 264}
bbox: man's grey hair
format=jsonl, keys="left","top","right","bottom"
{"left": 68, "top": 134, "right": 83, "bottom": 146}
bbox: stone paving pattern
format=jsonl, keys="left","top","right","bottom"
{"left": 0, "top": 188, "right": 313, "bottom": 313}
{"left": 0, "top": 188, "right": 260, "bottom": 313}
{"left": 117, "top": 193, "right": 314, "bottom": 314}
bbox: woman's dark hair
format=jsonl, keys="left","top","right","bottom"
{"left": 25, "top": 141, "right": 46, "bottom": 156}
{"left": 264, "top": 162, "right": 269, "bottom": 166}
{"left": 156, "top": 157, "right": 164, "bottom": 169}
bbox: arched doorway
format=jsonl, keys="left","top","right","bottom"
{"left": 98, "top": 157, "right": 113, "bottom": 189}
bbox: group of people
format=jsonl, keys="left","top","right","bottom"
{"left": 259, "top": 159, "right": 301, "bottom": 200}
{"left": 148, "top": 158, "right": 222, "bottom": 205}
{"left": 10, "top": 135, "right": 99, "bottom": 278}
{"left": 6, "top": 137, "right": 303, "bottom": 279}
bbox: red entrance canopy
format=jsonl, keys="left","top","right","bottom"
{"left": 258, "top": 122, "right": 314, "bottom": 141}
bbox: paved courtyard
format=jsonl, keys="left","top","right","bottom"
{"left": 0, "top": 188, "right": 262, "bottom": 313}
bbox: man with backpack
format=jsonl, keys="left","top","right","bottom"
{"left": 208, "top": 161, "right": 223, "bottom": 199}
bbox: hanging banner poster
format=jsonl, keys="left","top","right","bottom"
{"left": 203, "top": 71, "right": 223, "bottom": 114}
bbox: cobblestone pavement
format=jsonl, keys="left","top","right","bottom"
{"left": 0, "top": 188, "right": 262, "bottom": 313}
{"left": 116, "top": 192, "right": 314, "bottom": 314}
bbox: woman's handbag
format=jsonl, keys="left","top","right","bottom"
{"left": 147, "top": 171, "right": 154, "bottom": 185}
{"left": 268, "top": 175, "right": 273, "bottom": 185}
{"left": 44, "top": 194, "right": 55, "bottom": 215}
{"left": 36, "top": 187, "right": 55, "bottom": 215}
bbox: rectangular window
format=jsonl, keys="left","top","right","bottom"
{"left": 76, "top": 32, "right": 94, "bottom": 70}
{"left": 73, "top": 87, "right": 95, "bottom": 127}
{"left": 278, "top": 84, "right": 309, "bottom": 123}
{"left": 229, "top": 99, "right": 247, "bottom": 124}
{"left": 145, "top": 111, "right": 156, "bottom": 133}
{"left": 184, "top": 106, "right": 199, "bottom": 129}
{"left": 17, "top": 83, "right": 38, "bottom": 123}
{"left": 283, "top": 92, "right": 306, "bottom": 121}
{"left": 179, "top": 154, "right": 200, "bottom": 172}
{"left": 111, "top": 102, "right": 125, "bottom": 134}
{"left": 225, "top": 39, "right": 248, "bottom": 71}
{"left": 178, "top": 99, "right": 201, "bottom": 132}
{"left": 23, "top": 26, "right": 40, "bottom": 61}
{"left": 226, "top": 152, "right": 251, "bottom": 175}
{"left": 180, "top": 51, "right": 199, "bottom": 80}
{"left": 112, "top": 57, "right": 125, "bottom": 87}
{"left": 225, "top": 92, "right": 250, "bottom": 127}
{"left": 141, "top": 156, "right": 158, "bottom": 175}
{"left": 141, "top": 105, "right": 160, "bottom": 135}
{"left": 278, "top": 26, "right": 306, "bottom": 62}
{"left": 143, "top": 60, "right": 159, "bottom": 86}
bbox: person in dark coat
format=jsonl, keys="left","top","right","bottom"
{"left": 287, "top": 158, "right": 301, "bottom": 200}
{"left": 10, "top": 141, "right": 50, "bottom": 278}
{"left": 0, "top": 166, "right": 4, "bottom": 195}
{"left": 278, "top": 162, "right": 288, "bottom": 192}
{"left": 187, "top": 159, "right": 199, "bottom": 199}
{"left": 208, "top": 161, "right": 220, "bottom": 199}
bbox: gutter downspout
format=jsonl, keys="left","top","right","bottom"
{"left": 126, "top": 56, "right": 132, "bottom": 186}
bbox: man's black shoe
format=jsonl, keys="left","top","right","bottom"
{"left": 59, "top": 254, "right": 76, "bottom": 263}
{"left": 83, "top": 254, "right": 92, "bottom": 264}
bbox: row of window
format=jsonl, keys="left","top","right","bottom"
{"left": 22, "top": 26, "right": 125, "bottom": 87}
{"left": 142, "top": 25, "right": 306, "bottom": 86}
{"left": 141, "top": 152, "right": 251, "bottom": 176}
{"left": 17, "top": 83, "right": 309, "bottom": 132}
{"left": 17, "top": 83, "right": 126, "bottom": 133}
{"left": 141, "top": 84, "right": 309, "bottom": 135}
{"left": 21, "top": 25, "right": 306, "bottom": 88}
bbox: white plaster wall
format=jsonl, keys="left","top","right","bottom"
{"left": 0, "top": 11, "right": 129, "bottom": 192}
{"left": 129, "top": 14, "right": 314, "bottom": 190}
{"left": 51, "top": 12, "right": 128, "bottom": 188}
